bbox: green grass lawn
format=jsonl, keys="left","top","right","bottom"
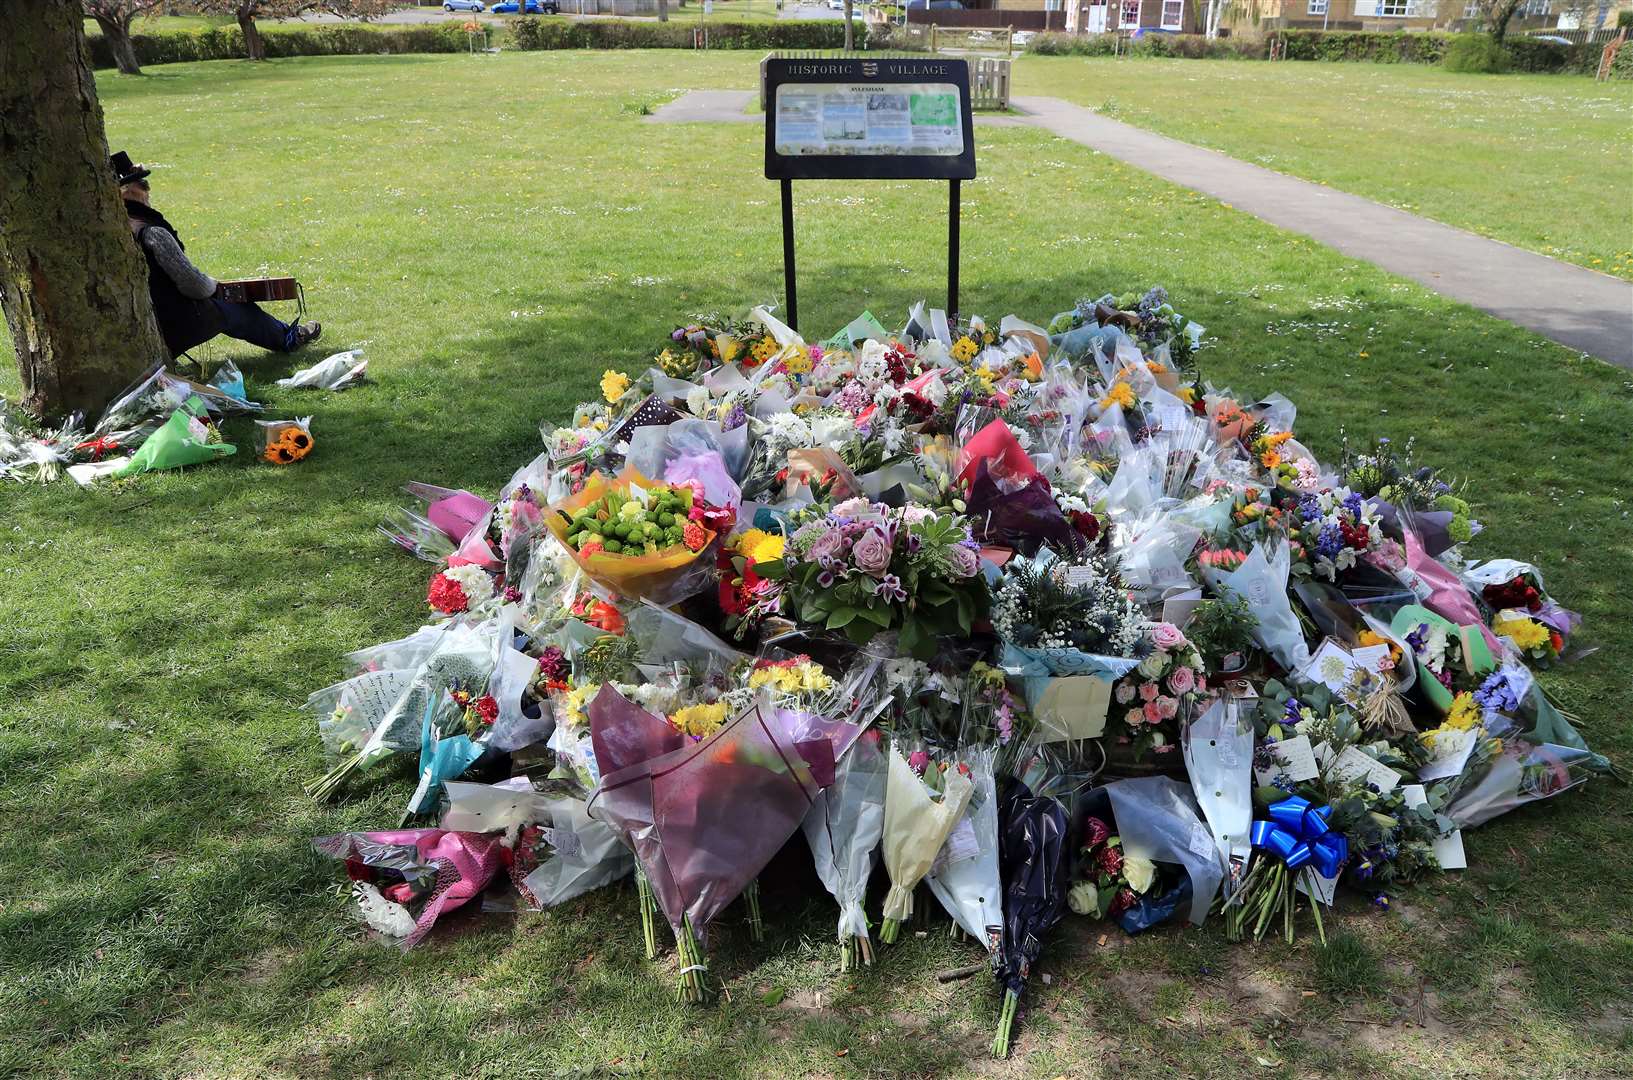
{"left": 1013, "top": 56, "right": 1633, "bottom": 281}
{"left": 2, "top": 50, "right": 1631, "bottom": 1080}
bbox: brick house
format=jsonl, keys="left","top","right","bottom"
{"left": 1060, "top": 0, "right": 1204, "bottom": 34}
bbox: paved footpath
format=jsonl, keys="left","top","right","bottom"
{"left": 651, "top": 90, "right": 1633, "bottom": 369}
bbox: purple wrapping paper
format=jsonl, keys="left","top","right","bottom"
{"left": 965, "top": 462, "right": 1080, "bottom": 557}
{"left": 588, "top": 692, "right": 834, "bottom": 943}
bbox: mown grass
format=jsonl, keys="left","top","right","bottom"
{"left": 1013, "top": 56, "right": 1633, "bottom": 280}
{"left": 1, "top": 50, "right": 1630, "bottom": 1079}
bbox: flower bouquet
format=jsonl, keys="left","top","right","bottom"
{"left": 756, "top": 499, "right": 988, "bottom": 659}
{"left": 586, "top": 686, "right": 834, "bottom": 1000}
{"left": 878, "top": 746, "right": 974, "bottom": 944}
{"left": 802, "top": 731, "right": 889, "bottom": 969}
{"left": 545, "top": 467, "right": 722, "bottom": 604}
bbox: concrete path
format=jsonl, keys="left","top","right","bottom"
{"left": 650, "top": 89, "right": 1633, "bottom": 368}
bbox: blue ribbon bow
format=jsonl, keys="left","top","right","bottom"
{"left": 1251, "top": 796, "right": 1349, "bottom": 878}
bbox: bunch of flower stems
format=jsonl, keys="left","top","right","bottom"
{"left": 675, "top": 916, "right": 708, "bottom": 1003}
{"left": 635, "top": 867, "right": 659, "bottom": 959}
{"left": 991, "top": 988, "right": 1020, "bottom": 1058}
{"left": 743, "top": 878, "right": 764, "bottom": 942}
{"left": 840, "top": 931, "right": 874, "bottom": 972}
{"left": 1224, "top": 856, "right": 1328, "bottom": 946}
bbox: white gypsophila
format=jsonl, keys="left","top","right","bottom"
{"left": 856, "top": 341, "right": 891, "bottom": 385}
{"left": 443, "top": 563, "right": 495, "bottom": 604}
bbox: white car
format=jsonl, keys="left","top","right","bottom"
{"left": 827, "top": 0, "right": 845, "bottom": 9}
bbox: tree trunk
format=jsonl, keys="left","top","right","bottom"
{"left": 845, "top": 0, "right": 854, "bottom": 49}
{"left": 0, "top": 0, "right": 166, "bottom": 423}
{"left": 239, "top": 10, "right": 267, "bottom": 60}
{"left": 93, "top": 14, "right": 144, "bottom": 74}
{"left": 1490, "top": 0, "right": 1521, "bottom": 40}
{"left": 657, "top": 0, "right": 668, "bottom": 22}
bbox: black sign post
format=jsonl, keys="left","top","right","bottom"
{"left": 764, "top": 56, "right": 977, "bottom": 332}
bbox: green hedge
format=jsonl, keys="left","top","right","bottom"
{"left": 1273, "top": 29, "right": 1597, "bottom": 73}
{"left": 87, "top": 23, "right": 473, "bottom": 67}
{"left": 1025, "top": 31, "right": 1265, "bottom": 58}
{"left": 507, "top": 17, "right": 850, "bottom": 50}
{"left": 1611, "top": 40, "right": 1633, "bottom": 80}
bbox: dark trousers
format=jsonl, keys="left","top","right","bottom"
{"left": 211, "top": 297, "right": 298, "bottom": 352}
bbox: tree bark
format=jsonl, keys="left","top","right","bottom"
{"left": 93, "top": 13, "right": 144, "bottom": 74}
{"left": 239, "top": 9, "right": 267, "bottom": 60}
{"left": 845, "top": 0, "right": 855, "bottom": 49}
{"left": 1490, "top": 0, "right": 1522, "bottom": 41}
{"left": 0, "top": 0, "right": 166, "bottom": 423}
{"left": 657, "top": 0, "right": 668, "bottom": 22}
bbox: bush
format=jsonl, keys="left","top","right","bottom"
{"left": 86, "top": 23, "right": 472, "bottom": 68}
{"left": 1441, "top": 32, "right": 1510, "bottom": 72}
{"left": 1272, "top": 28, "right": 1593, "bottom": 73}
{"left": 1611, "top": 41, "right": 1633, "bottom": 80}
{"left": 1027, "top": 31, "right": 1263, "bottom": 59}
{"left": 507, "top": 17, "right": 849, "bottom": 50}
{"left": 1619, "top": 9, "right": 1633, "bottom": 28}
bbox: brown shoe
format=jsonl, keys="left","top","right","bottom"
{"left": 289, "top": 321, "right": 322, "bottom": 350}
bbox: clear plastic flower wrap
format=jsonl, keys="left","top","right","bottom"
{"left": 1442, "top": 684, "right": 1611, "bottom": 828}
{"left": 801, "top": 733, "right": 889, "bottom": 968}
{"left": 926, "top": 744, "right": 1003, "bottom": 952}
{"left": 1104, "top": 775, "right": 1227, "bottom": 929}
{"left": 312, "top": 827, "right": 505, "bottom": 949}
{"left": 1203, "top": 540, "right": 1312, "bottom": 673}
{"left": 1182, "top": 698, "right": 1255, "bottom": 868}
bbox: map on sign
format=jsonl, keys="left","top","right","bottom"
{"left": 773, "top": 83, "right": 964, "bottom": 158}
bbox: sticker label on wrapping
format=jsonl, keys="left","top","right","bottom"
{"left": 932, "top": 817, "right": 980, "bottom": 874}
{"left": 1188, "top": 822, "right": 1217, "bottom": 860}
{"left": 542, "top": 827, "right": 582, "bottom": 857}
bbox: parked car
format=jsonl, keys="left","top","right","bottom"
{"left": 491, "top": 0, "right": 558, "bottom": 11}
{"left": 1131, "top": 26, "right": 1175, "bottom": 36}
{"left": 1532, "top": 34, "right": 1573, "bottom": 44}
{"left": 827, "top": 0, "right": 845, "bottom": 9}
{"left": 443, "top": 0, "right": 485, "bottom": 10}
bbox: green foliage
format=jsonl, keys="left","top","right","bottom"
{"left": 1274, "top": 28, "right": 1592, "bottom": 72}
{"left": 507, "top": 16, "right": 851, "bottom": 51}
{"left": 1026, "top": 30, "right": 1264, "bottom": 59}
{"left": 1619, "top": 8, "right": 1633, "bottom": 28}
{"left": 85, "top": 22, "right": 474, "bottom": 68}
{"left": 1609, "top": 40, "right": 1633, "bottom": 80}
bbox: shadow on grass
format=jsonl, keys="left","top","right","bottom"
{"left": 3, "top": 262, "right": 1631, "bottom": 1075}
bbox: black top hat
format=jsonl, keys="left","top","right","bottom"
{"left": 110, "top": 150, "right": 151, "bottom": 186}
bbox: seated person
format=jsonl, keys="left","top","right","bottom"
{"left": 113, "top": 151, "right": 321, "bottom": 360}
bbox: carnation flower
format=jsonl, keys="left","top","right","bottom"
{"left": 1095, "top": 844, "right": 1124, "bottom": 878}
{"left": 1108, "top": 886, "right": 1138, "bottom": 917}
{"left": 1081, "top": 816, "right": 1111, "bottom": 850}
{"left": 427, "top": 571, "right": 469, "bottom": 614}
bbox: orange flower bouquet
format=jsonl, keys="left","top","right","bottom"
{"left": 257, "top": 418, "right": 315, "bottom": 464}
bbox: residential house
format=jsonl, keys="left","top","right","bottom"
{"left": 1060, "top": 0, "right": 1204, "bottom": 34}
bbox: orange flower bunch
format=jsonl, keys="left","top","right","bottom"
{"left": 262, "top": 421, "right": 314, "bottom": 464}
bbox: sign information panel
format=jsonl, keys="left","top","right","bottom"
{"left": 764, "top": 58, "right": 976, "bottom": 181}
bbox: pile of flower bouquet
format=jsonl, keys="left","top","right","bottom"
{"left": 308, "top": 288, "right": 1608, "bottom": 1055}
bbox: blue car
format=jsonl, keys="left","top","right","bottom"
{"left": 491, "top": 0, "right": 559, "bottom": 11}
{"left": 443, "top": 0, "right": 484, "bottom": 9}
